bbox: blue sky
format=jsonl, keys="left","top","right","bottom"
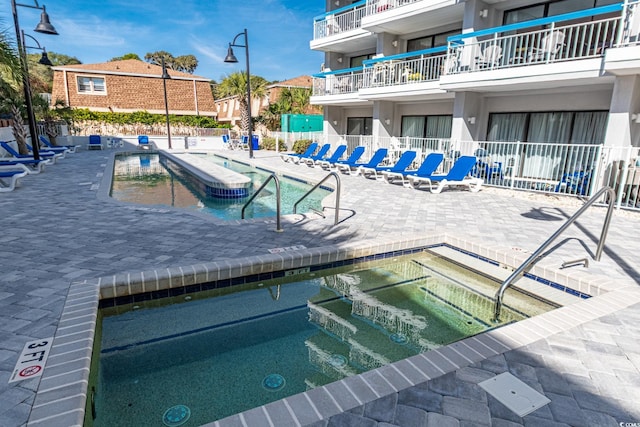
{"left": 12, "top": 0, "right": 325, "bottom": 82}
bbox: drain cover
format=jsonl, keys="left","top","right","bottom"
{"left": 262, "top": 373, "right": 286, "bottom": 391}
{"left": 390, "top": 333, "right": 408, "bottom": 344}
{"left": 479, "top": 372, "right": 550, "bottom": 417}
{"left": 162, "top": 404, "right": 191, "bottom": 426}
{"left": 328, "top": 354, "right": 347, "bottom": 368}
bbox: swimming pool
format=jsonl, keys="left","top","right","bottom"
{"left": 93, "top": 249, "right": 555, "bottom": 426}
{"left": 110, "top": 153, "right": 330, "bottom": 220}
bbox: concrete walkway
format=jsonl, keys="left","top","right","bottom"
{"left": 0, "top": 146, "right": 639, "bottom": 426}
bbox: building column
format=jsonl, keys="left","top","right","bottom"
{"left": 373, "top": 101, "right": 394, "bottom": 139}
{"left": 450, "top": 91, "right": 484, "bottom": 152}
{"left": 603, "top": 75, "right": 640, "bottom": 148}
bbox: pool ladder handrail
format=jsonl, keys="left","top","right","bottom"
{"left": 241, "top": 173, "right": 283, "bottom": 232}
{"left": 293, "top": 171, "right": 341, "bottom": 226}
{"left": 493, "top": 186, "right": 615, "bottom": 322}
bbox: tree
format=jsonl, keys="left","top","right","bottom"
{"left": 173, "top": 54, "right": 198, "bottom": 74}
{"left": 0, "top": 24, "right": 22, "bottom": 114}
{"left": 144, "top": 51, "right": 198, "bottom": 74}
{"left": 216, "top": 71, "right": 268, "bottom": 135}
{"left": 110, "top": 53, "right": 141, "bottom": 61}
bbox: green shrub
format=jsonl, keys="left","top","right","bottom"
{"left": 260, "top": 137, "right": 287, "bottom": 151}
{"left": 292, "top": 139, "right": 315, "bottom": 154}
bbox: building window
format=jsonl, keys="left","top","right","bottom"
{"left": 504, "top": 0, "right": 620, "bottom": 25}
{"left": 77, "top": 76, "right": 106, "bottom": 94}
{"left": 350, "top": 54, "right": 374, "bottom": 68}
{"left": 401, "top": 115, "right": 452, "bottom": 138}
{"left": 407, "top": 30, "right": 459, "bottom": 52}
{"left": 347, "top": 117, "right": 372, "bottom": 135}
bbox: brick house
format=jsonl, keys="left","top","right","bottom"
{"left": 50, "top": 59, "right": 216, "bottom": 117}
{"left": 214, "top": 75, "right": 321, "bottom": 127}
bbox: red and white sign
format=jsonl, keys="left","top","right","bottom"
{"left": 9, "top": 338, "right": 53, "bottom": 383}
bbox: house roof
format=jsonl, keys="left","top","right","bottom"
{"left": 51, "top": 59, "right": 211, "bottom": 82}
{"left": 267, "top": 75, "right": 313, "bottom": 89}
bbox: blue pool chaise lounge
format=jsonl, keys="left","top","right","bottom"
{"left": 0, "top": 158, "right": 51, "bottom": 174}
{"left": 25, "top": 143, "right": 66, "bottom": 159}
{"left": 295, "top": 143, "right": 331, "bottom": 165}
{"left": 382, "top": 152, "right": 444, "bottom": 186}
{"left": 280, "top": 142, "right": 319, "bottom": 163}
{"left": 0, "top": 165, "right": 29, "bottom": 192}
{"left": 304, "top": 144, "right": 347, "bottom": 168}
{"left": 324, "top": 146, "right": 366, "bottom": 170}
{"left": 88, "top": 135, "right": 104, "bottom": 150}
{"left": 39, "top": 135, "right": 78, "bottom": 153}
{"left": 337, "top": 148, "right": 388, "bottom": 176}
{"left": 407, "top": 155, "right": 483, "bottom": 193}
{"left": 359, "top": 150, "right": 418, "bottom": 180}
{"left": 0, "top": 141, "right": 62, "bottom": 164}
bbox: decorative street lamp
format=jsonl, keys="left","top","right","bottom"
{"left": 224, "top": 28, "right": 254, "bottom": 159}
{"left": 11, "top": 0, "right": 58, "bottom": 161}
{"left": 161, "top": 58, "right": 172, "bottom": 149}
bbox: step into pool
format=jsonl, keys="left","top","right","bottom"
{"left": 93, "top": 250, "right": 558, "bottom": 427}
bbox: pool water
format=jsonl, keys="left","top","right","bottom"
{"left": 110, "top": 153, "right": 329, "bottom": 220}
{"left": 94, "top": 251, "right": 554, "bottom": 426}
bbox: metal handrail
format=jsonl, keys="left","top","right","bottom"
{"left": 293, "top": 171, "right": 341, "bottom": 225}
{"left": 241, "top": 173, "right": 283, "bottom": 232}
{"left": 493, "top": 186, "right": 615, "bottom": 321}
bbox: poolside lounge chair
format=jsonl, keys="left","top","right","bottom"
{"left": 382, "top": 152, "right": 444, "bottom": 186}
{"left": 298, "top": 143, "right": 331, "bottom": 165}
{"left": 0, "top": 141, "right": 62, "bottom": 164}
{"left": 324, "top": 146, "right": 366, "bottom": 170}
{"left": 39, "top": 135, "right": 78, "bottom": 153}
{"left": 0, "top": 165, "right": 28, "bottom": 192}
{"left": 304, "top": 144, "right": 347, "bottom": 167}
{"left": 336, "top": 148, "right": 388, "bottom": 175}
{"left": 88, "top": 135, "right": 104, "bottom": 150}
{"left": 407, "top": 155, "right": 483, "bottom": 193}
{"left": 26, "top": 143, "right": 66, "bottom": 159}
{"left": 137, "top": 135, "right": 152, "bottom": 150}
{"left": 0, "top": 158, "right": 51, "bottom": 174}
{"left": 359, "top": 150, "right": 417, "bottom": 180}
{"left": 280, "top": 142, "right": 319, "bottom": 163}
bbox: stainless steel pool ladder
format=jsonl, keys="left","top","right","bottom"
{"left": 293, "top": 171, "right": 341, "bottom": 226}
{"left": 241, "top": 173, "right": 283, "bottom": 232}
{"left": 493, "top": 186, "right": 615, "bottom": 321}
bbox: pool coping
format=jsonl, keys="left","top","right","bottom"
{"left": 25, "top": 233, "right": 634, "bottom": 427}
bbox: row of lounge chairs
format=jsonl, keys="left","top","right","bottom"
{"left": 0, "top": 136, "right": 77, "bottom": 192}
{"left": 281, "top": 143, "right": 483, "bottom": 193}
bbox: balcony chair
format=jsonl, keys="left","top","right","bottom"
{"left": 382, "top": 152, "right": 444, "bottom": 186}
{"left": 528, "top": 31, "right": 565, "bottom": 62}
{"left": 407, "top": 155, "right": 483, "bottom": 193}
{"left": 475, "top": 44, "right": 502, "bottom": 69}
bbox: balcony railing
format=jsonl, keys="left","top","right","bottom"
{"left": 446, "top": 4, "right": 624, "bottom": 74}
{"left": 617, "top": 0, "right": 640, "bottom": 46}
{"left": 313, "top": 1, "right": 367, "bottom": 40}
{"left": 362, "top": 47, "right": 447, "bottom": 87}
{"left": 312, "top": 67, "right": 365, "bottom": 96}
{"left": 365, "top": 0, "right": 423, "bottom": 16}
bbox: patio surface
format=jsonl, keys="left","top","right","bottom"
{"left": 0, "top": 145, "right": 639, "bottom": 427}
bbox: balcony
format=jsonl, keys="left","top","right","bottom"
{"left": 361, "top": 0, "right": 463, "bottom": 36}
{"left": 440, "top": 3, "right": 626, "bottom": 91}
{"left": 310, "top": 1, "right": 374, "bottom": 53}
{"left": 311, "top": 68, "right": 370, "bottom": 106}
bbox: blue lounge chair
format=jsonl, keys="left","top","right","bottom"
{"left": 359, "top": 150, "right": 417, "bottom": 180}
{"left": 88, "top": 135, "right": 104, "bottom": 150}
{"left": 25, "top": 143, "right": 66, "bottom": 159}
{"left": 326, "top": 146, "right": 366, "bottom": 170}
{"left": 382, "top": 152, "right": 444, "bottom": 186}
{"left": 305, "top": 144, "right": 347, "bottom": 167}
{"left": 297, "top": 143, "right": 331, "bottom": 165}
{"left": 0, "top": 158, "right": 51, "bottom": 174}
{"left": 280, "top": 142, "right": 319, "bottom": 163}
{"left": 407, "top": 155, "right": 483, "bottom": 193}
{"left": 0, "top": 141, "right": 62, "bottom": 164}
{"left": 39, "top": 135, "right": 78, "bottom": 153}
{"left": 337, "top": 148, "right": 388, "bottom": 175}
{"left": 0, "top": 166, "right": 28, "bottom": 192}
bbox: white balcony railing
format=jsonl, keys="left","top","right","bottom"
{"left": 313, "top": 2, "right": 368, "bottom": 40}
{"left": 312, "top": 69, "right": 365, "bottom": 96}
{"left": 618, "top": 0, "right": 640, "bottom": 46}
{"left": 365, "top": 0, "right": 422, "bottom": 16}
{"left": 363, "top": 50, "right": 447, "bottom": 87}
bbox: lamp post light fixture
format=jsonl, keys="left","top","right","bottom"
{"left": 11, "top": 0, "right": 58, "bottom": 161}
{"left": 224, "top": 28, "right": 254, "bottom": 159}
{"left": 161, "top": 58, "right": 172, "bottom": 149}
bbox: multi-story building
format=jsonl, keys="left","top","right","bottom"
{"left": 310, "top": 0, "right": 640, "bottom": 207}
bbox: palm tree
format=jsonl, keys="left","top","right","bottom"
{"left": 216, "top": 71, "right": 267, "bottom": 135}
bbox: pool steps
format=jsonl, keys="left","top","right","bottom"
{"left": 426, "top": 246, "right": 584, "bottom": 307}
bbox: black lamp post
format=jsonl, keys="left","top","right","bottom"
{"left": 11, "top": 0, "right": 58, "bottom": 161}
{"left": 224, "top": 28, "right": 254, "bottom": 159}
{"left": 161, "top": 58, "right": 172, "bottom": 149}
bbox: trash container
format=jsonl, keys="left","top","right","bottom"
{"left": 251, "top": 135, "right": 259, "bottom": 150}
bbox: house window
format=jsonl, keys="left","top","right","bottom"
{"left": 77, "top": 76, "right": 106, "bottom": 94}
{"left": 401, "top": 115, "right": 452, "bottom": 138}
